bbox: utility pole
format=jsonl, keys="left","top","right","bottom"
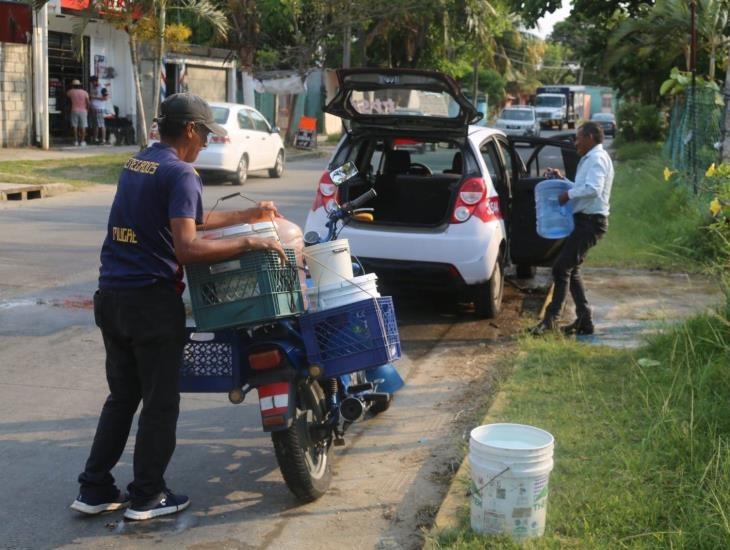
{"left": 690, "top": 0, "right": 697, "bottom": 194}
{"left": 342, "top": 15, "right": 351, "bottom": 68}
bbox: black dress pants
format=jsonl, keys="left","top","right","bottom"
{"left": 78, "top": 282, "right": 186, "bottom": 502}
{"left": 545, "top": 213, "right": 608, "bottom": 322}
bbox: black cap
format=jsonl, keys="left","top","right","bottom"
{"left": 158, "top": 92, "right": 227, "bottom": 137}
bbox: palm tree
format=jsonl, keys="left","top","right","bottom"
{"left": 150, "top": 0, "right": 229, "bottom": 123}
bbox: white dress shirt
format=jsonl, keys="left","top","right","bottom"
{"left": 567, "top": 143, "right": 614, "bottom": 216}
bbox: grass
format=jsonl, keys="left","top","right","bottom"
{"left": 432, "top": 297, "right": 730, "bottom": 549}
{"left": 0, "top": 153, "right": 131, "bottom": 188}
{"left": 587, "top": 141, "right": 710, "bottom": 271}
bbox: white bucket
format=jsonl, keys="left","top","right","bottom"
{"left": 200, "top": 221, "right": 279, "bottom": 241}
{"left": 303, "top": 239, "right": 353, "bottom": 286}
{"left": 469, "top": 423, "right": 555, "bottom": 539}
{"left": 307, "top": 273, "right": 380, "bottom": 312}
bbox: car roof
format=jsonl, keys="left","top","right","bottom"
{"left": 208, "top": 101, "right": 256, "bottom": 111}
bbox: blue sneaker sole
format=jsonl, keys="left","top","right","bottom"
{"left": 123, "top": 498, "right": 190, "bottom": 521}
{"left": 70, "top": 499, "right": 129, "bottom": 515}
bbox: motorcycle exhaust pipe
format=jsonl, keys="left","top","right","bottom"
{"left": 340, "top": 396, "right": 366, "bottom": 422}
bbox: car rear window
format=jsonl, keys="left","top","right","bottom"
{"left": 211, "top": 107, "right": 229, "bottom": 124}
{"left": 501, "top": 109, "right": 534, "bottom": 121}
{"left": 348, "top": 90, "right": 461, "bottom": 119}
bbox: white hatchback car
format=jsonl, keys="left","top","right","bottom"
{"left": 150, "top": 101, "right": 285, "bottom": 185}
{"left": 304, "top": 69, "right": 577, "bottom": 318}
{"left": 494, "top": 106, "right": 541, "bottom": 137}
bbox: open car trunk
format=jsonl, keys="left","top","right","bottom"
{"left": 339, "top": 137, "right": 472, "bottom": 227}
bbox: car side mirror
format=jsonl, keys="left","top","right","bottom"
{"left": 271, "top": 126, "right": 281, "bottom": 134}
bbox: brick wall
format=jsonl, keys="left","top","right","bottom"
{"left": 0, "top": 42, "right": 32, "bottom": 147}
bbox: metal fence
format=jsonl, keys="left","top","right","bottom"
{"left": 663, "top": 87, "right": 724, "bottom": 193}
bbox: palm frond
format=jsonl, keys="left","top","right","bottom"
{"left": 174, "top": 0, "right": 230, "bottom": 39}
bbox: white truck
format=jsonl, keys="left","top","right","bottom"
{"left": 534, "top": 85, "right": 589, "bottom": 130}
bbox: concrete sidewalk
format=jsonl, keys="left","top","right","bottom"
{"left": 0, "top": 144, "right": 333, "bottom": 163}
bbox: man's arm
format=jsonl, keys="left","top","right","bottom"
{"left": 567, "top": 156, "right": 608, "bottom": 201}
{"left": 171, "top": 217, "right": 287, "bottom": 265}
{"left": 199, "top": 201, "right": 281, "bottom": 230}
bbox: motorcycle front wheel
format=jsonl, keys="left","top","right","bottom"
{"left": 271, "top": 380, "right": 333, "bottom": 502}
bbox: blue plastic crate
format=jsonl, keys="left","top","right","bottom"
{"left": 179, "top": 328, "right": 243, "bottom": 392}
{"left": 186, "top": 249, "right": 304, "bottom": 330}
{"left": 299, "top": 297, "right": 401, "bottom": 378}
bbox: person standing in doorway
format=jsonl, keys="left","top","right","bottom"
{"left": 66, "top": 79, "right": 90, "bottom": 147}
{"left": 531, "top": 121, "right": 614, "bottom": 335}
{"left": 90, "top": 88, "right": 110, "bottom": 145}
{"left": 70, "top": 93, "right": 287, "bottom": 520}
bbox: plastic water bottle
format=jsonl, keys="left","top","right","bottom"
{"left": 535, "top": 179, "right": 574, "bottom": 239}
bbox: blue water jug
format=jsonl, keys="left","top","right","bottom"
{"left": 535, "top": 179, "right": 574, "bottom": 239}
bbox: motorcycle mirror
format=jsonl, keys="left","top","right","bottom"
{"left": 303, "top": 231, "right": 321, "bottom": 245}
{"left": 329, "top": 161, "right": 358, "bottom": 186}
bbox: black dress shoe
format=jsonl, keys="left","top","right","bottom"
{"left": 562, "top": 318, "right": 595, "bottom": 335}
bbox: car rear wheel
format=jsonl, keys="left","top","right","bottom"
{"left": 474, "top": 258, "right": 504, "bottom": 319}
{"left": 235, "top": 154, "right": 248, "bottom": 186}
{"left": 269, "top": 150, "right": 285, "bottom": 178}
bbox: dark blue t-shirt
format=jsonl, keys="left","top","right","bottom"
{"left": 99, "top": 143, "right": 203, "bottom": 290}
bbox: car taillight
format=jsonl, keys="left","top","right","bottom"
{"left": 249, "top": 349, "right": 283, "bottom": 371}
{"left": 311, "top": 170, "right": 340, "bottom": 211}
{"left": 450, "top": 177, "right": 502, "bottom": 224}
{"left": 210, "top": 135, "right": 230, "bottom": 144}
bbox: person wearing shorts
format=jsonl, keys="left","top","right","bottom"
{"left": 91, "top": 88, "right": 110, "bottom": 145}
{"left": 67, "top": 79, "right": 90, "bottom": 146}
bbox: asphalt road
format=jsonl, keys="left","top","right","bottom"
{"left": 0, "top": 151, "right": 546, "bottom": 549}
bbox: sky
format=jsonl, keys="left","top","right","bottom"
{"left": 530, "top": 1, "right": 572, "bottom": 39}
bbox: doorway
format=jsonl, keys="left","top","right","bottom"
{"left": 48, "top": 31, "right": 90, "bottom": 144}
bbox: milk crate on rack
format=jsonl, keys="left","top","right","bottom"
{"left": 299, "top": 296, "right": 401, "bottom": 378}
{"left": 186, "top": 248, "right": 304, "bottom": 331}
{"left": 179, "top": 327, "right": 243, "bottom": 392}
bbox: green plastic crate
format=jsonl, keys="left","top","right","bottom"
{"left": 186, "top": 248, "right": 303, "bottom": 330}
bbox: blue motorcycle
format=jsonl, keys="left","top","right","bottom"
{"left": 182, "top": 162, "right": 403, "bottom": 502}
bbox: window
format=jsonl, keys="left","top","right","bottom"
{"left": 496, "top": 139, "right": 518, "bottom": 184}
{"left": 480, "top": 140, "right": 505, "bottom": 189}
{"left": 249, "top": 110, "right": 271, "bottom": 132}
{"left": 210, "top": 107, "right": 229, "bottom": 124}
{"left": 237, "top": 110, "right": 253, "bottom": 130}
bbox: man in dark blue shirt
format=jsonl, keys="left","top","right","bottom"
{"left": 71, "top": 93, "right": 286, "bottom": 521}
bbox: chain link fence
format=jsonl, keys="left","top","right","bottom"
{"left": 663, "top": 87, "right": 724, "bottom": 192}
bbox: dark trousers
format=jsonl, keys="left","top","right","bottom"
{"left": 545, "top": 214, "right": 608, "bottom": 322}
{"left": 79, "top": 282, "right": 185, "bottom": 503}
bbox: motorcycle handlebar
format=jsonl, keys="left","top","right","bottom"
{"left": 344, "top": 188, "right": 377, "bottom": 212}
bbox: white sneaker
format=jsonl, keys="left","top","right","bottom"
{"left": 80, "top": 141, "right": 87, "bottom": 148}
{"left": 75, "top": 141, "right": 80, "bottom": 147}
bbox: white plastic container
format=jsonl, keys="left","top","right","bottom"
{"left": 469, "top": 423, "right": 555, "bottom": 539}
{"left": 307, "top": 273, "right": 380, "bottom": 312}
{"left": 303, "top": 239, "right": 353, "bottom": 286}
{"left": 200, "top": 221, "right": 279, "bottom": 242}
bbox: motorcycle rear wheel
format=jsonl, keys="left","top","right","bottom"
{"left": 271, "top": 381, "right": 333, "bottom": 502}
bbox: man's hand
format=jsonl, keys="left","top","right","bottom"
{"left": 252, "top": 237, "right": 288, "bottom": 264}
{"left": 558, "top": 191, "right": 570, "bottom": 205}
{"left": 543, "top": 168, "right": 564, "bottom": 179}
{"left": 255, "top": 201, "right": 281, "bottom": 219}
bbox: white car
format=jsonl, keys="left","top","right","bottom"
{"left": 304, "top": 69, "right": 577, "bottom": 318}
{"left": 150, "top": 101, "right": 285, "bottom": 185}
{"left": 494, "top": 106, "right": 541, "bottom": 137}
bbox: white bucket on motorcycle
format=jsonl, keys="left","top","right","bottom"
{"left": 249, "top": 348, "right": 295, "bottom": 431}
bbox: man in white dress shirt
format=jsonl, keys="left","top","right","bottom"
{"left": 532, "top": 121, "right": 614, "bottom": 335}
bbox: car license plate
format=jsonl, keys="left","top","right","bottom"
{"left": 507, "top": 125, "right": 520, "bottom": 130}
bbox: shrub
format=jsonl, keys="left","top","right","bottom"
{"left": 617, "top": 101, "right": 666, "bottom": 142}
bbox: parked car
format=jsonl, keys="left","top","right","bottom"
{"left": 304, "top": 68, "right": 578, "bottom": 318}
{"left": 494, "top": 106, "right": 541, "bottom": 137}
{"left": 590, "top": 112, "right": 616, "bottom": 137}
{"left": 149, "top": 101, "right": 285, "bottom": 185}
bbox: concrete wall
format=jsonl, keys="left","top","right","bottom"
{"left": 0, "top": 42, "right": 32, "bottom": 147}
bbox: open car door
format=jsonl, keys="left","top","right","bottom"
{"left": 506, "top": 134, "right": 579, "bottom": 274}
{"left": 324, "top": 68, "right": 481, "bottom": 138}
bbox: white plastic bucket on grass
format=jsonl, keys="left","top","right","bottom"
{"left": 307, "top": 273, "right": 380, "bottom": 311}
{"left": 200, "top": 221, "right": 279, "bottom": 241}
{"left": 469, "top": 423, "right": 555, "bottom": 539}
{"left": 304, "top": 239, "right": 353, "bottom": 286}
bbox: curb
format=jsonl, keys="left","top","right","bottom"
{"left": 429, "top": 285, "right": 554, "bottom": 536}
{"left": 286, "top": 148, "right": 332, "bottom": 162}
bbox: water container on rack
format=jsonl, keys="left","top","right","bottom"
{"left": 535, "top": 179, "right": 574, "bottom": 239}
